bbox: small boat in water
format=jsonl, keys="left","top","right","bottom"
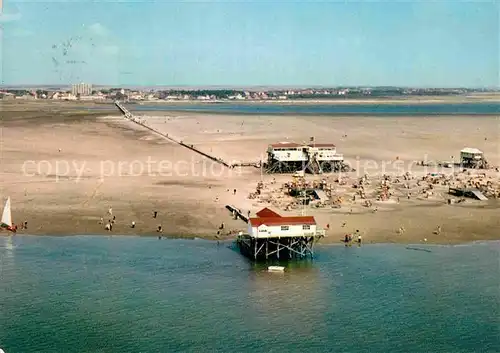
{"left": 1, "top": 197, "right": 16, "bottom": 233}
{"left": 268, "top": 266, "right": 285, "bottom": 272}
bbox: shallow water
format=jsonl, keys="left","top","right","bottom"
{"left": 0, "top": 236, "right": 499, "bottom": 352}
{"left": 88, "top": 102, "right": 500, "bottom": 115}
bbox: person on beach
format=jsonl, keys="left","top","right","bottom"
{"left": 131, "top": 221, "right": 135, "bottom": 228}
{"left": 99, "top": 217, "right": 103, "bottom": 225}
{"left": 105, "top": 223, "right": 111, "bottom": 231}
{"left": 108, "top": 207, "right": 113, "bottom": 216}
{"left": 157, "top": 225, "right": 162, "bottom": 233}
{"left": 153, "top": 211, "right": 158, "bottom": 218}
{"left": 357, "top": 234, "right": 362, "bottom": 245}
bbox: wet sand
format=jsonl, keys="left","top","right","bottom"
{"left": 1, "top": 101, "right": 499, "bottom": 243}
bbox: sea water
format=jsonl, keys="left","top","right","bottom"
{"left": 87, "top": 102, "right": 500, "bottom": 116}
{"left": 0, "top": 236, "right": 499, "bottom": 352}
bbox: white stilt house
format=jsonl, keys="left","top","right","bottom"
{"left": 237, "top": 207, "right": 326, "bottom": 260}
{"left": 460, "top": 147, "right": 487, "bottom": 168}
{"left": 265, "top": 141, "right": 344, "bottom": 173}
{"left": 248, "top": 216, "right": 319, "bottom": 238}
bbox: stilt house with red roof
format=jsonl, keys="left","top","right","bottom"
{"left": 236, "top": 207, "right": 325, "bottom": 260}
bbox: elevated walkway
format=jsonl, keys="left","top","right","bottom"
{"left": 115, "top": 101, "right": 231, "bottom": 168}
{"left": 225, "top": 205, "right": 249, "bottom": 223}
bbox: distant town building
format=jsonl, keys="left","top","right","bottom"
{"left": 71, "top": 83, "right": 93, "bottom": 96}
{"left": 79, "top": 95, "right": 103, "bottom": 101}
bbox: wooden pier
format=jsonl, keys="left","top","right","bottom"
{"left": 230, "top": 161, "right": 262, "bottom": 169}
{"left": 225, "top": 205, "right": 249, "bottom": 223}
{"left": 115, "top": 101, "right": 232, "bottom": 168}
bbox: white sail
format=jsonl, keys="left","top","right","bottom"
{"left": 1, "top": 197, "right": 12, "bottom": 227}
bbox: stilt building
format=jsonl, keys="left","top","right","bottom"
{"left": 265, "top": 141, "right": 345, "bottom": 174}
{"left": 236, "top": 207, "right": 326, "bottom": 260}
{"left": 460, "top": 148, "right": 487, "bottom": 169}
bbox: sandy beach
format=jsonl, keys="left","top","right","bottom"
{"left": 1, "top": 100, "right": 499, "bottom": 244}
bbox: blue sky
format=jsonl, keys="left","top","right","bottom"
{"left": 1, "top": 0, "right": 498, "bottom": 87}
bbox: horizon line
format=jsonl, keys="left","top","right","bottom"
{"left": 1, "top": 84, "right": 499, "bottom": 91}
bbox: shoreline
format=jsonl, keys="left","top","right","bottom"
{"left": 131, "top": 94, "right": 500, "bottom": 105}
{"left": 131, "top": 109, "right": 500, "bottom": 117}
{"left": 2, "top": 232, "right": 499, "bottom": 246}
{"left": 3, "top": 95, "right": 499, "bottom": 108}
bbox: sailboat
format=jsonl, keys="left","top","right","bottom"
{"left": 1, "top": 197, "right": 16, "bottom": 233}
